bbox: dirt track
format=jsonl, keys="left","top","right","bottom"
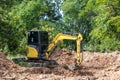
{"left": 0, "top": 49, "right": 120, "bottom": 80}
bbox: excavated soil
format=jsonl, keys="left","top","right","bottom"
{"left": 0, "top": 49, "right": 120, "bottom": 80}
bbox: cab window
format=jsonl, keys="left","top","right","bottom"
{"left": 28, "top": 31, "right": 38, "bottom": 44}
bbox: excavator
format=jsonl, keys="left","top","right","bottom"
{"left": 13, "top": 30, "right": 83, "bottom": 70}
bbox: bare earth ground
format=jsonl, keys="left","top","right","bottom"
{"left": 0, "top": 48, "right": 120, "bottom": 80}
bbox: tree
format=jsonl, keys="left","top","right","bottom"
{"left": 62, "top": 0, "right": 120, "bottom": 51}
{"left": 0, "top": 0, "right": 19, "bottom": 53}
{"left": 0, "top": 0, "right": 49, "bottom": 53}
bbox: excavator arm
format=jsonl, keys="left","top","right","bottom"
{"left": 45, "top": 33, "right": 83, "bottom": 65}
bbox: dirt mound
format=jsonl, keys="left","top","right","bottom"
{"left": 49, "top": 49, "right": 119, "bottom": 77}
{"left": 22, "top": 49, "right": 120, "bottom": 78}
{"left": 0, "top": 49, "right": 120, "bottom": 80}
{"left": 50, "top": 48, "right": 77, "bottom": 65}
{"left": 0, "top": 52, "right": 21, "bottom": 79}
{"left": 0, "top": 53, "right": 19, "bottom": 74}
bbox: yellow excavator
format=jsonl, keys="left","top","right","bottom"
{"left": 13, "top": 30, "right": 83, "bottom": 70}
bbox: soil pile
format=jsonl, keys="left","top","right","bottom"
{"left": 0, "top": 53, "right": 18, "bottom": 74}
{"left": 49, "top": 49, "right": 120, "bottom": 78}
{"left": 22, "top": 49, "right": 120, "bottom": 79}
{"left": 0, "top": 52, "right": 21, "bottom": 79}
{"left": 0, "top": 49, "right": 120, "bottom": 80}
{"left": 50, "top": 48, "right": 77, "bottom": 65}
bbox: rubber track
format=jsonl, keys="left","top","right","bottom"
{"left": 12, "top": 58, "right": 58, "bottom": 68}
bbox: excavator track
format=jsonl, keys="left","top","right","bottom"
{"left": 12, "top": 58, "right": 58, "bottom": 68}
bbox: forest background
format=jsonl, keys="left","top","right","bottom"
{"left": 0, "top": 0, "right": 120, "bottom": 55}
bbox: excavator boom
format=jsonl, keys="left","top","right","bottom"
{"left": 45, "top": 33, "right": 83, "bottom": 65}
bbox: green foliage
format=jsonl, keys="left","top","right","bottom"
{"left": 0, "top": 0, "right": 49, "bottom": 54}
{"left": 107, "top": 16, "right": 120, "bottom": 32}
{"left": 63, "top": 0, "right": 94, "bottom": 44}
{"left": 0, "top": 0, "right": 120, "bottom": 55}
{"left": 10, "top": 0, "right": 48, "bottom": 29}
{"left": 63, "top": 0, "right": 120, "bottom": 52}
{"left": 87, "top": 0, "right": 120, "bottom": 51}
{"left": 0, "top": 0, "right": 19, "bottom": 53}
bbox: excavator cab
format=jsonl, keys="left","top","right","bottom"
{"left": 27, "top": 30, "right": 48, "bottom": 58}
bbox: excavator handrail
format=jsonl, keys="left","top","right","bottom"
{"left": 45, "top": 33, "right": 83, "bottom": 65}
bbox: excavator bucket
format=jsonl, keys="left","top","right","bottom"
{"left": 67, "top": 63, "right": 77, "bottom": 70}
